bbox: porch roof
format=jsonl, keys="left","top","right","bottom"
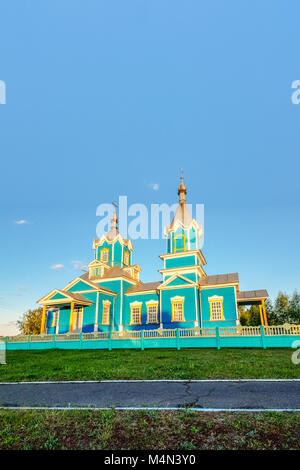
{"left": 38, "top": 289, "right": 93, "bottom": 306}
{"left": 237, "top": 289, "right": 268, "bottom": 305}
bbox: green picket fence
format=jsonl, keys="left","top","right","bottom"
{"left": 2, "top": 324, "right": 300, "bottom": 350}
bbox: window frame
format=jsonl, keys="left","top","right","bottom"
{"left": 174, "top": 233, "right": 186, "bottom": 253}
{"left": 51, "top": 310, "right": 59, "bottom": 328}
{"left": 146, "top": 302, "right": 158, "bottom": 324}
{"left": 124, "top": 251, "right": 130, "bottom": 266}
{"left": 130, "top": 302, "right": 142, "bottom": 325}
{"left": 100, "top": 248, "right": 109, "bottom": 263}
{"left": 171, "top": 296, "right": 185, "bottom": 322}
{"left": 208, "top": 296, "right": 224, "bottom": 321}
{"left": 72, "top": 306, "right": 83, "bottom": 331}
{"left": 102, "top": 300, "right": 111, "bottom": 325}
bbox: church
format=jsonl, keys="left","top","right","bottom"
{"left": 38, "top": 177, "right": 269, "bottom": 334}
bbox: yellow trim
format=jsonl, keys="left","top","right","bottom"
{"left": 171, "top": 299, "right": 185, "bottom": 322}
{"left": 158, "top": 273, "right": 195, "bottom": 289}
{"left": 159, "top": 249, "right": 207, "bottom": 266}
{"left": 51, "top": 310, "right": 58, "bottom": 328}
{"left": 259, "top": 304, "right": 264, "bottom": 326}
{"left": 102, "top": 301, "right": 111, "bottom": 325}
{"left": 93, "top": 234, "right": 133, "bottom": 251}
{"left": 124, "top": 251, "right": 130, "bottom": 266}
{"left": 262, "top": 299, "right": 268, "bottom": 326}
{"left": 69, "top": 301, "right": 75, "bottom": 333}
{"left": 100, "top": 248, "right": 109, "bottom": 263}
{"left": 174, "top": 233, "right": 186, "bottom": 253}
{"left": 209, "top": 298, "right": 224, "bottom": 321}
{"left": 41, "top": 305, "right": 47, "bottom": 334}
{"left": 130, "top": 304, "right": 141, "bottom": 325}
{"left": 158, "top": 284, "right": 197, "bottom": 291}
{"left": 126, "top": 290, "right": 157, "bottom": 296}
{"left": 146, "top": 303, "right": 158, "bottom": 324}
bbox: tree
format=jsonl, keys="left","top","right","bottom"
{"left": 239, "top": 305, "right": 261, "bottom": 326}
{"left": 264, "top": 298, "right": 280, "bottom": 325}
{"left": 288, "top": 291, "right": 300, "bottom": 324}
{"left": 274, "top": 292, "right": 290, "bottom": 324}
{"left": 17, "top": 307, "right": 43, "bottom": 335}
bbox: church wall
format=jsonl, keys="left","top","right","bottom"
{"left": 123, "top": 292, "right": 160, "bottom": 330}
{"left": 160, "top": 286, "right": 198, "bottom": 329}
{"left": 96, "top": 292, "right": 117, "bottom": 332}
{"left": 200, "top": 286, "right": 238, "bottom": 327}
{"left": 57, "top": 306, "right": 71, "bottom": 334}
{"left": 113, "top": 240, "right": 123, "bottom": 266}
{"left": 165, "top": 255, "right": 197, "bottom": 269}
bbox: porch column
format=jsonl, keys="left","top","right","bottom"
{"left": 259, "top": 303, "right": 264, "bottom": 326}
{"left": 69, "top": 301, "right": 75, "bottom": 333}
{"left": 262, "top": 299, "right": 268, "bottom": 326}
{"left": 40, "top": 305, "right": 47, "bottom": 334}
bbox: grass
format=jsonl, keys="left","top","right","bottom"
{"left": 0, "top": 348, "right": 299, "bottom": 381}
{"left": 0, "top": 409, "right": 299, "bottom": 450}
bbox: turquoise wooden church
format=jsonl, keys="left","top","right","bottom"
{"left": 39, "top": 177, "right": 269, "bottom": 334}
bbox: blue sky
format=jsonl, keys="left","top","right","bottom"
{"left": 0, "top": 0, "right": 300, "bottom": 323}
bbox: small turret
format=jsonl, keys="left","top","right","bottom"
{"left": 92, "top": 207, "right": 133, "bottom": 267}
{"left": 164, "top": 175, "right": 203, "bottom": 253}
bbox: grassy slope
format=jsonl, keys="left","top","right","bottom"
{"left": 0, "top": 348, "right": 299, "bottom": 381}
{"left": 0, "top": 409, "right": 299, "bottom": 450}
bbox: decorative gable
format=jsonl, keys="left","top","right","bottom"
{"left": 158, "top": 274, "right": 196, "bottom": 290}
{"left": 65, "top": 279, "right": 96, "bottom": 293}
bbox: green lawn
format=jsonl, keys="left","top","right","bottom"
{"left": 0, "top": 409, "right": 299, "bottom": 450}
{"left": 0, "top": 348, "right": 299, "bottom": 381}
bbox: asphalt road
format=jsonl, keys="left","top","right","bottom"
{"left": 0, "top": 380, "right": 299, "bottom": 410}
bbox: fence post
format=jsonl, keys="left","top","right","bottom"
{"left": 53, "top": 334, "right": 56, "bottom": 349}
{"left": 260, "top": 325, "right": 267, "bottom": 349}
{"left": 176, "top": 328, "right": 181, "bottom": 350}
{"left": 79, "top": 332, "right": 83, "bottom": 350}
{"left": 141, "top": 330, "right": 144, "bottom": 351}
{"left": 108, "top": 330, "right": 112, "bottom": 351}
{"left": 28, "top": 335, "right": 31, "bottom": 350}
{"left": 216, "top": 327, "right": 221, "bottom": 350}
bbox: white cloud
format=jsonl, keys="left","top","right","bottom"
{"left": 149, "top": 183, "right": 159, "bottom": 191}
{"left": 14, "top": 219, "right": 30, "bottom": 225}
{"left": 72, "top": 260, "right": 88, "bottom": 271}
{"left": 51, "top": 264, "right": 64, "bottom": 270}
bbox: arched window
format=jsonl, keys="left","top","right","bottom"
{"left": 130, "top": 302, "right": 142, "bottom": 325}
{"left": 124, "top": 251, "right": 129, "bottom": 266}
{"left": 171, "top": 296, "right": 185, "bottom": 322}
{"left": 100, "top": 248, "right": 109, "bottom": 263}
{"left": 102, "top": 301, "right": 111, "bottom": 325}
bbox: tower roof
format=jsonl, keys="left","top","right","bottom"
{"left": 106, "top": 210, "right": 119, "bottom": 240}
{"left": 170, "top": 176, "right": 193, "bottom": 228}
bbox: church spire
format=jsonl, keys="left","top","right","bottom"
{"left": 170, "top": 174, "right": 192, "bottom": 228}
{"left": 106, "top": 209, "right": 119, "bottom": 240}
{"left": 178, "top": 175, "right": 187, "bottom": 206}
